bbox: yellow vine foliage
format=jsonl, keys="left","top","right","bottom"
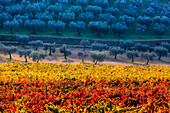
{"left": 0, "top": 62, "right": 169, "bottom": 113}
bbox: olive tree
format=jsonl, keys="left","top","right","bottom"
{"left": 77, "top": 51, "right": 88, "bottom": 62}
{"left": 44, "top": 43, "right": 56, "bottom": 56}
{"left": 3, "top": 19, "right": 19, "bottom": 34}
{"left": 161, "top": 42, "right": 170, "bottom": 52}
{"left": 154, "top": 46, "right": 168, "bottom": 60}
{"left": 126, "top": 50, "right": 139, "bottom": 62}
{"left": 143, "top": 7, "right": 155, "bottom": 17}
{"left": 91, "top": 42, "right": 109, "bottom": 52}
{"left": 0, "top": 12, "right": 11, "bottom": 27}
{"left": 137, "top": 16, "right": 153, "bottom": 28}
{"left": 24, "top": 19, "right": 46, "bottom": 34}
{"left": 99, "top": 13, "right": 116, "bottom": 25}
{"left": 135, "top": 43, "right": 150, "bottom": 52}
{"left": 86, "top": 5, "right": 102, "bottom": 16}
{"left": 89, "top": 21, "right": 110, "bottom": 36}
{"left": 30, "top": 50, "right": 47, "bottom": 63}
{"left": 90, "top": 51, "right": 106, "bottom": 65}
{"left": 16, "top": 35, "right": 30, "bottom": 47}
{"left": 112, "top": 22, "right": 128, "bottom": 38}
{"left": 1, "top": 46, "right": 17, "bottom": 60}
{"left": 47, "top": 3, "right": 63, "bottom": 14}
{"left": 59, "top": 11, "right": 75, "bottom": 26}
{"left": 18, "top": 49, "right": 31, "bottom": 63}
{"left": 69, "top": 21, "right": 86, "bottom": 35}
{"left": 25, "top": 3, "right": 41, "bottom": 19}
{"left": 119, "top": 15, "right": 135, "bottom": 26}
{"left": 29, "top": 40, "right": 44, "bottom": 50}
{"left": 119, "top": 40, "right": 135, "bottom": 51}
{"left": 77, "top": 12, "right": 94, "bottom": 26}
{"left": 48, "top": 20, "right": 65, "bottom": 34}
{"left": 69, "top": 6, "right": 83, "bottom": 18}
{"left": 107, "top": 7, "right": 120, "bottom": 17}
{"left": 59, "top": 44, "right": 72, "bottom": 60}
{"left": 109, "top": 47, "right": 124, "bottom": 59}
{"left": 136, "top": 24, "right": 147, "bottom": 34}
{"left": 80, "top": 39, "right": 90, "bottom": 51}
{"left": 153, "top": 23, "right": 167, "bottom": 35}
{"left": 141, "top": 52, "right": 156, "bottom": 65}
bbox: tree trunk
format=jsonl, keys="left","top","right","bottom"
{"left": 33, "top": 14, "right": 35, "bottom": 19}
{"left": 82, "top": 58, "right": 84, "bottom": 62}
{"left": 9, "top": 52, "right": 12, "bottom": 61}
{"left": 35, "top": 47, "right": 38, "bottom": 51}
{"left": 83, "top": 45, "right": 85, "bottom": 51}
{"left": 115, "top": 54, "right": 117, "bottom": 59}
{"left": 23, "top": 21, "right": 25, "bottom": 28}
{"left": 49, "top": 47, "right": 52, "bottom": 56}
{"left": 37, "top": 59, "right": 39, "bottom": 63}
{"left": 146, "top": 59, "right": 149, "bottom": 65}
{"left": 0, "top": 23, "right": 3, "bottom": 28}
{"left": 98, "top": 31, "right": 100, "bottom": 36}
{"left": 64, "top": 51, "right": 67, "bottom": 60}
{"left": 10, "top": 27, "right": 13, "bottom": 34}
{"left": 132, "top": 55, "right": 134, "bottom": 62}
{"left": 32, "top": 28, "right": 36, "bottom": 34}
{"left": 78, "top": 30, "right": 81, "bottom": 36}
{"left": 158, "top": 54, "right": 161, "bottom": 60}
{"left": 24, "top": 55, "right": 27, "bottom": 63}
{"left": 118, "top": 32, "right": 121, "bottom": 38}
{"left": 56, "top": 29, "right": 59, "bottom": 34}
{"left": 95, "top": 60, "right": 98, "bottom": 65}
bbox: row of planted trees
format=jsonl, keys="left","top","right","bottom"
{"left": 90, "top": 41, "right": 169, "bottom": 65}
{"left": 0, "top": 35, "right": 170, "bottom": 65}
{"left": 0, "top": 0, "right": 169, "bottom": 37}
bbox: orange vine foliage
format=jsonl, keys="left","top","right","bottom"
{"left": 0, "top": 62, "right": 169, "bottom": 112}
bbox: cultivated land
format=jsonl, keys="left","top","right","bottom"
{"left": 0, "top": 48, "right": 169, "bottom": 66}
{"left": 0, "top": 0, "right": 170, "bottom": 112}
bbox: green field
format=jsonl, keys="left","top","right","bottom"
{"left": 0, "top": 27, "right": 169, "bottom": 41}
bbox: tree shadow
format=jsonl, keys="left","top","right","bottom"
{"left": 80, "top": 61, "right": 90, "bottom": 64}
{"left": 107, "top": 56, "right": 146, "bottom": 66}
{"left": 159, "top": 59, "right": 170, "bottom": 64}
{"left": 46, "top": 56, "right": 58, "bottom": 61}
{"left": 62, "top": 59, "right": 74, "bottom": 63}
